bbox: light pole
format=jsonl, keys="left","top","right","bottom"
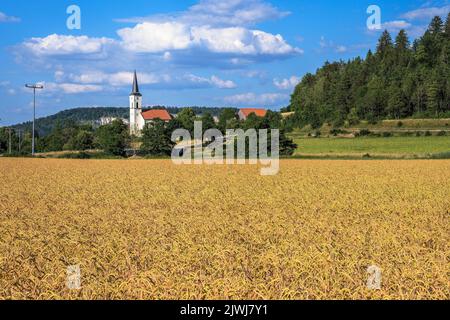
{"left": 25, "top": 84, "right": 44, "bottom": 156}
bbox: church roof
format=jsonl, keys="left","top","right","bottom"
{"left": 141, "top": 109, "right": 172, "bottom": 121}
{"left": 130, "top": 70, "right": 142, "bottom": 96}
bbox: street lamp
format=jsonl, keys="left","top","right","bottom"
{"left": 25, "top": 84, "right": 44, "bottom": 156}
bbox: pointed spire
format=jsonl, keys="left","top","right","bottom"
{"left": 131, "top": 70, "right": 142, "bottom": 96}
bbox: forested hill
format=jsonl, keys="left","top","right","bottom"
{"left": 12, "top": 106, "right": 236, "bottom": 136}
{"left": 287, "top": 14, "right": 450, "bottom": 129}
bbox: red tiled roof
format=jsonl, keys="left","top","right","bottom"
{"left": 141, "top": 109, "right": 172, "bottom": 121}
{"left": 240, "top": 108, "right": 267, "bottom": 118}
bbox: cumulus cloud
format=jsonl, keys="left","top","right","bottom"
{"left": 273, "top": 76, "right": 300, "bottom": 90}
{"left": 118, "top": 22, "right": 192, "bottom": 53}
{"left": 0, "top": 11, "right": 20, "bottom": 23}
{"left": 224, "top": 92, "right": 289, "bottom": 106}
{"left": 23, "top": 34, "right": 115, "bottom": 56}
{"left": 118, "top": 22, "right": 300, "bottom": 56}
{"left": 18, "top": 0, "right": 300, "bottom": 69}
{"left": 401, "top": 5, "right": 450, "bottom": 20}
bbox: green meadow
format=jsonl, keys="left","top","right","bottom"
{"left": 293, "top": 136, "right": 450, "bottom": 158}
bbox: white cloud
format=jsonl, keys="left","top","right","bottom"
{"left": 401, "top": 5, "right": 450, "bottom": 20}
{"left": 118, "top": 22, "right": 192, "bottom": 53}
{"left": 318, "top": 36, "right": 348, "bottom": 53}
{"left": 224, "top": 92, "right": 288, "bottom": 106}
{"left": 117, "top": 0, "right": 290, "bottom": 27}
{"left": 66, "top": 71, "right": 161, "bottom": 86}
{"left": 381, "top": 20, "right": 413, "bottom": 31}
{"left": 210, "top": 76, "right": 237, "bottom": 89}
{"left": 23, "top": 34, "right": 115, "bottom": 56}
{"left": 336, "top": 45, "right": 347, "bottom": 53}
{"left": 44, "top": 82, "right": 103, "bottom": 94}
{"left": 274, "top": 76, "right": 300, "bottom": 90}
{"left": 0, "top": 11, "right": 20, "bottom": 23}
{"left": 117, "top": 22, "right": 300, "bottom": 56}
{"left": 7, "top": 89, "right": 16, "bottom": 95}
{"left": 184, "top": 74, "right": 236, "bottom": 89}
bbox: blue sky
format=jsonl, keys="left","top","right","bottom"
{"left": 0, "top": 0, "right": 449, "bottom": 125}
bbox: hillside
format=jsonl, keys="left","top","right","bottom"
{"left": 287, "top": 15, "right": 450, "bottom": 128}
{"left": 12, "top": 106, "right": 236, "bottom": 136}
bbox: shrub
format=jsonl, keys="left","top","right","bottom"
{"left": 425, "top": 131, "right": 432, "bottom": 137}
{"left": 397, "top": 121, "right": 403, "bottom": 127}
{"left": 359, "top": 129, "right": 371, "bottom": 136}
{"left": 382, "top": 132, "right": 393, "bottom": 138}
{"left": 437, "top": 131, "right": 446, "bottom": 136}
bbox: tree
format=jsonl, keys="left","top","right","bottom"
{"left": 68, "top": 130, "right": 94, "bottom": 151}
{"left": 395, "top": 30, "right": 411, "bottom": 66}
{"left": 445, "top": 13, "right": 450, "bottom": 38}
{"left": 376, "top": 30, "right": 394, "bottom": 60}
{"left": 95, "top": 119, "right": 128, "bottom": 156}
{"left": 140, "top": 120, "right": 175, "bottom": 156}
{"left": 279, "top": 131, "right": 297, "bottom": 156}
{"left": 218, "top": 108, "right": 237, "bottom": 132}
{"left": 287, "top": 16, "right": 450, "bottom": 128}
{"left": 242, "top": 113, "right": 263, "bottom": 131}
{"left": 429, "top": 16, "right": 444, "bottom": 35}
{"left": 200, "top": 112, "right": 216, "bottom": 133}
{"left": 262, "top": 111, "right": 282, "bottom": 129}
{"left": 176, "top": 108, "right": 197, "bottom": 133}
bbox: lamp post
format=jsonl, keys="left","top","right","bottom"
{"left": 25, "top": 84, "right": 44, "bottom": 156}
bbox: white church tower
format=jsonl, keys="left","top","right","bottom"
{"left": 129, "top": 70, "right": 144, "bottom": 135}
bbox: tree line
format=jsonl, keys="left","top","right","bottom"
{"left": 0, "top": 108, "right": 296, "bottom": 157}
{"left": 286, "top": 14, "right": 450, "bottom": 129}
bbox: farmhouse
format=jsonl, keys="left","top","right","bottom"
{"left": 129, "top": 71, "right": 172, "bottom": 136}
{"left": 238, "top": 108, "right": 268, "bottom": 121}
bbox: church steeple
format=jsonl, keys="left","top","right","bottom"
{"left": 130, "top": 70, "right": 142, "bottom": 96}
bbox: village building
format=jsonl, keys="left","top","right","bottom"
{"left": 129, "top": 71, "right": 172, "bottom": 136}
{"left": 238, "top": 108, "right": 268, "bottom": 121}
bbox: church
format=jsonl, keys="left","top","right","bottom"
{"left": 129, "top": 71, "right": 172, "bottom": 136}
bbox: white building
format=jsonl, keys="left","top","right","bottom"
{"left": 129, "top": 71, "right": 172, "bottom": 136}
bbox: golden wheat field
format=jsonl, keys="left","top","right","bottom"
{"left": 0, "top": 158, "right": 449, "bottom": 300}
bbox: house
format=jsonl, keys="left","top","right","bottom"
{"left": 238, "top": 108, "right": 267, "bottom": 121}
{"left": 129, "top": 71, "right": 172, "bottom": 135}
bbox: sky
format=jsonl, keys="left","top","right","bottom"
{"left": 0, "top": 0, "right": 449, "bottom": 125}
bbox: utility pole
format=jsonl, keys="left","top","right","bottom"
{"left": 8, "top": 128, "right": 12, "bottom": 154}
{"left": 25, "top": 84, "right": 44, "bottom": 156}
{"left": 17, "top": 129, "right": 22, "bottom": 153}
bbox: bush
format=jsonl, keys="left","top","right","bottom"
{"left": 425, "top": 131, "right": 432, "bottom": 137}
{"left": 382, "top": 132, "right": 393, "bottom": 137}
{"left": 416, "top": 131, "right": 422, "bottom": 137}
{"left": 359, "top": 129, "right": 371, "bottom": 136}
{"left": 397, "top": 121, "right": 403, "bottom": 127}
{"left": 437, "top": 131, "right": 446, "bottom": 136}
{"left": 58, "top": 152, "right": 91, "bottom": 159}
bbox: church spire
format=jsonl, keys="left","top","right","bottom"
{"left": 130, "top": 70, "right": 142, "bottom": 96}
